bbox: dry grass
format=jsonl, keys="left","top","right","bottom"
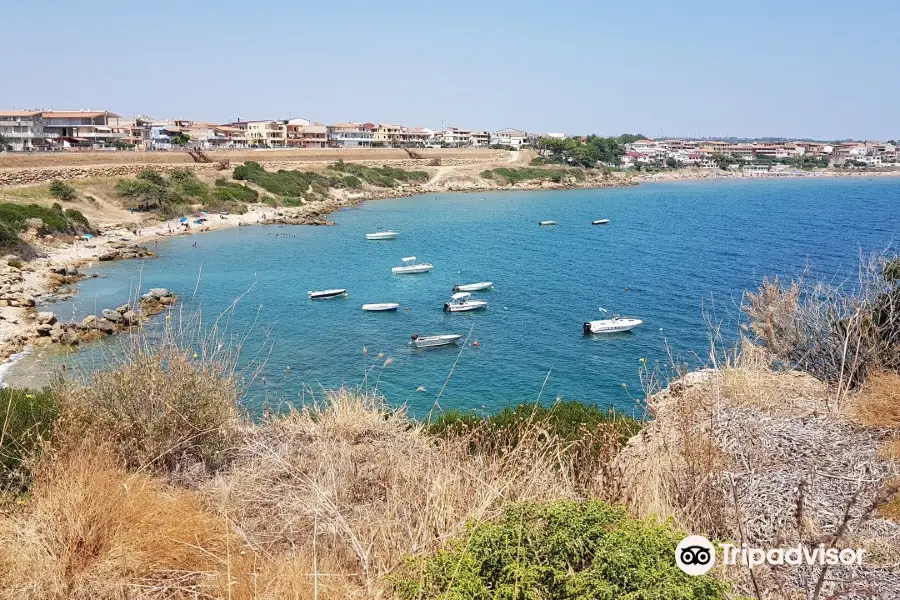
{"left": 55, "top": 344, "right": 241, "bottom": 475}
{"left": 850, "top": 371, "right": 900, "bottom": 429}
{"left": 0, "top": 447, "right": 233, "bottom": 600}
{"left": 211, "top": 389, "right": 580, "bottom": 597}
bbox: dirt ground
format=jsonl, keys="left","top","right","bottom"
{"left": 0, "top": 148, "right": 503, "bottom": 169}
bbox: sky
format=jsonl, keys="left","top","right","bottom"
{"left": 2, "top": 0, "right": 898, "bottom": 140}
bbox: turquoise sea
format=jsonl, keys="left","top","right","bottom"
{"left": 7, "top": 178, "right": 899, "bottom": 416}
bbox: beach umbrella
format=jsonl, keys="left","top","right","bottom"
{"left": 179, "top": 217, "right": 188, "bottom": 223}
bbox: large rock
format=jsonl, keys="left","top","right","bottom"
{"left": 65, "top": 266, "right": 79, "bottom": 276}
{"left": 98, "top": 250, "right": 121, "bottom": 261}
{"left": 143, "top": 288, "right": 169, "bottom": 300}
{"left": 101, "top": 309, "right": 124, "bottom": 323}
{"left": 36, "top": 324, "right": 54, "bottom": 336}
{"left": 96, "top": 319, "right": 117, "bottom": 334}
{"left": 36, "top": 311, "right": 57, "bottom": 325}
{"left": 122, "top": 310, "right": 137, "bottom": 325}
{"left": 79, "top": 314, "right": 99, "bottom": 329}
{"left": 59, "top": 329, "right": 80, "bottom": 346}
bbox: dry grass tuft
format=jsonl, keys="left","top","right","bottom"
{"left": 211, "top": 388, "right": 579, "bottom": 596}
{"left": 55, "top": 344, "right": 240, "bottom": 475}
{"left": 850, "top": 371, "right": 900, "bottom": 429}
{"left": 0, "top": 447, "right": 233, "bottom": 600}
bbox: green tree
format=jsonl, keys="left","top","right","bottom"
{"left": 171, "top": 134, "right": 191, "bottom": 146}
{"left": 0, "top": 133, "right": 9, "bottom": 151}
{"left": 665, "top": 157, "right": 683, "bottom": 169}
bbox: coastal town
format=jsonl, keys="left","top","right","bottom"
{"left": 1, "top": 108, "right": 898, "bottom": 172}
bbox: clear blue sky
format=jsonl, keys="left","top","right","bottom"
{"left": 3, "top": 0, "right": 898, "bottom": 140}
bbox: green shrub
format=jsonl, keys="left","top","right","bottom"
{"left": 342, "top": 175, "right": 362, "bottom": 188}
{"left": 168, "top": 168, "right": 209, "bottom": 199}
{"left": 115, "top": 178, "right": 182, "bottom": 212}
{"left": 394, "top": 500, "right": 729, "bottom": 600}
{"left": 0, "top": 388, "right": 59, "bottom": 493}
{"left": 327, "top": 161, "right": 428, "bottom": 188}
{"left": 64, "top": 208, "right": 90, "bottom": 229}
{"left": 0, "top": 203, "right": 81, "bottom": 234}
{"left": 0, "top": 223, "right": 20, "bottom": 247}
{"left": 7, "top": 258, "right": 22, "bottom": 269}
{"left": 203, "top": 198, "right": 249, "bottom": 215}
{"left": 48, "top": 180, "right": 77, "bottom": 202}
{"left": 137, "top": 169, "right": 167, "bottom": 186}
{"left": 481, "top": 167, "right": 582, "bottom": 184}
{"left": 213, "top": 179, "right": 259, "bottom": 203}
{"left": 51, "top": 202, "right": 63, "bottom": 212}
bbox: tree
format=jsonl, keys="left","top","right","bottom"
{"left": 0, "top": 133, "right": 9, "bottom": 151}
{"left": 665, "top": 157, "right": 682, "bottom": 169}
{"left": 171, "top": 134, "right": 191, "bottom": 146}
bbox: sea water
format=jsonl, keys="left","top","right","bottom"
{"left": 7, "top": 178, "right": 899, "bottom": 417}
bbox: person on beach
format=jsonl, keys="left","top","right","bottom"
{"left": 192, "top": 242, "right": 197, "bottom": 247}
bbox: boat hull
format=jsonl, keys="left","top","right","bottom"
{"left": 453, "top": 282, "right": 493, "bottom": 292}
{"left": 444, "top": 301, "right": 488, "bottom": 312}
{"left": 592, "top": 219, "right": 610, "bottom": 225}
{"left": 411, "top": 334, "right": 463, "bottom": 349}
{"left": 308, "top": 289, "right": 347, "bottom": 300}
{"left": 392, "top": 264, "right": 433, "bottom": 274}
{"left": 583, "top": 318, "right": 643, "bottom": 334}
{"left": 538, "top": 221, "right": 556, "bottom": 226}
{"left": 362, "top": 303, "right": 400, "bottom": 311}
{"left": 366, "top": 231, "right": 399, "bottom": 240}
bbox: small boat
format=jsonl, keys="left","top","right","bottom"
{"left": 366, "top": 230, "right": 399, "bottom": 240}
{"left": 592, "top": 219, "right": 610, "bottom": 225}
{"left": 410, "top": 333, "right": 463, "bottom": 349}
{"left": 539, "top": 220, "right": 557, "bottom": 226}
{"left": 444, "top": 292, "right": 488, "bottom": 312}
{"left": 392, "top": 256, "right": 433, "bottom": 274}
{"left": 308, "top": 289, "right": 347, "bottom": 300}
{"left": 362, "top": 303, "right": 400, "bottom": 312}
{"left": 453, "top": 281, "right": 493, "bottom": 292}
{"left": 583, "top": 308, "right": 642, "bottom": 334}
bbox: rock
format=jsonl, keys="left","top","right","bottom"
{"left": 116, "top": 304, "right": 131, "bottom": 314}
{"left": 98, "top": 250, "right": 120, "bottom": 261}
{"left": 143, "top": 288, "right": 169, "bottom": 300}
{"left": 19, "top": 295, "right": 35, "bottom": 308}
{"left": 50, "top": 266, "right": 67, "bottom": 275}
{"left": 25, "top": 217, "right": 45, "bottom": 232}
{"left": 96, "top": 319, "right": 116, "bottom": 334}
{"left": 60, "top": 329, "right": 80, "bottom": 346}
{"left": 159, "top": 295, "right": 175, "bottom": 305}
{"left": 49, "top": 326, "right": 63, "bottom": 342}
{"left": 79, "top": 314, "right": 99, "bottom": 329}
{"left": 65, "top": 266, "right": 79, "bottom": 276}
{"left": 36, "top": 324, "right": 54, "bottom": 336}
{"left": 0, "top": 300, "right": 8, "bottom": 308}
{"left": 101, "top": 309, "right": 124, "bottom": 323}
{"left": 122, "top": 310, "right": 137, "bottom": 325}
{"left": 37, "top": 311, "right": 57, "bottom": 325}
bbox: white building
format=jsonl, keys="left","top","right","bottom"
{"left": 0, "top": 110, "right": 47, "bottom": 151}
{"left": 327, "top": 123, "right": 375, "bottom": 148}
{"left": 490, "top": 128, "right": 527, "bottom": 147}
{"left": 437, "top": 127, "right": 471, "bottom": 147}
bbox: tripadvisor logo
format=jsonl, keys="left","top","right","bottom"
{"left": 675, "top": 535, "right": 867, "bottom": 576}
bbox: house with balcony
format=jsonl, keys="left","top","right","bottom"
{"left": 287, "top": 123, "right": 327, "bottom": 148}
{"left": 0, "top": 110, "right": 48, "bottom": 151}
{"left": 41, "top": 110, "right": 123, "bottom": 148}
{"left": 490, "top": 128, "right": 527, "bottom": 148}
{"left": 327, "top": 123, "right": 375, "bottom": 148}
{"left": 470, "top": 130, "right": 490, "bottom": 147}
{"left": 149, "top": 123, "right": 183, "bottom": 149}
{"left": 401, "top": 127, "right": 434, "bottom": 147}
{"left": 437, "top": 127, "right": 471, "bottom": 147}
{"left": 244, "top": 120, "right": 286, "bottom": 147}
{"left": 374, "top": 123, "right": 404, "bottom": 147}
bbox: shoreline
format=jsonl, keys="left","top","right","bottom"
{"left": 0, "top": 166, "right": 897, "bottom": 377}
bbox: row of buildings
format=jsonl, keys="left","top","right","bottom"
{"left": 623, "top": 139, "right": 900, "bottom": 168}
{"left": 0, "top": 109, "right": 531, "bottom": 151}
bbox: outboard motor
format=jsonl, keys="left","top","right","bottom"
{"left": 583, "top": 322, "right": 592, "bottom": 334}
{"left": 410, "top": 333, "right": 419, "bottom": 341}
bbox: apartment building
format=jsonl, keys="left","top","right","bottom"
{"left": 491, "top": 128, "right": 527, "bottom": 147}
{"left": 41, "top": 110, "right": 123, "bottom": 147}
{"left": 287, "top": 123, "right": 327, "bottom": 148}
{"left": 438, "top": 127, "right": 471, "bottom": 147}
{"left": 0, "top": 110, "right": 47, "bottom": 151}
{"left": 373, "top": 123, "right": 403, "bottom": 146}
{"left": 327, "top": 123, "right": 375, "bottom": 148}
{"left": 471, "top": 130, "right": 490, "bottom": 147}
{"left": 400, "top": 127, "right": 434, "bottom": 147}
{"left": 243, "top": 120, "right": 287, "bottom": 147}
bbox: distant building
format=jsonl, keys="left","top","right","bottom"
{"left": 437, "top": 127, "right": 471, "bottom": 147}
{"left": 470, "top": 130, "right": 490, "bottom": 147}
{"left": 41, "top": 110, "right": 123, "bottom": 148}
{"left": 490, "top": 128, "right": 527, "bottom": 147}
{"left": 327, "top": 122, "right": 375, "bottom": 148}
{"left": 244, "top": 120, "right": 286, "bottom": 147}
{"left": 401, "top": 127, "right": 434, "bottom": 147}
{"left": 0, "top": 110, "right": 48, "bottom": 151}
{"left": 374, "top": 123, "right": 404, "bottom": 147}
{"left": 287, "top": 123, "right": 327, "bottom": 148}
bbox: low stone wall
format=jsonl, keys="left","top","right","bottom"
{"left": 0, "top": 163, "right": 221, "bottom": 187}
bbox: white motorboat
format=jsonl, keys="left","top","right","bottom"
{"left": 583, "top": 308, "right": 642, "bottom": 333}
{"left": 308, "top": 289, "right": 347, "bottom": 300}
{"left": 410, "top": 333, "right": 463, "bottom": 349}
{"left": 444, "top": 292, "right": 488, "bottom": 312}
{"left": 452, "top": 281, "right": 493, "bottom": 292}
{"left": 539, "top": 220, "right": 557, "bottom": 226}
{"left": 392, "top": 256, "right": 433, "bottom": 274}
{"left": 362, "top": 303, "right": 400, "bottom": 311}
{"left": 366, "top": 230, "right": 399, "bottom": 240}
{"left": 592, "top": 219, "right": 610, "bottom": 225}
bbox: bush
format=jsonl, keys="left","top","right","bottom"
{"left": 56, "top": 346, "right": 239, "bottom": 474}
{"left": 0, "top": 202, "right": 82, "bottom": 234}
{"left": 327, "top": 161, "right": 428, "bottom": 188}
{"left": 213, "top": 179, "right": 259, "bottom": 203}
{"left": 481, "top": 167, "right": 583, "bottom": 185}
{"left": 430, "top": 401, "right": 642, "bottom": 494}
{"left": 115, "top": 178, "right": 182, "bottom": 212}
{"left": 394, "top": 500, "right": 729, "bottom": 600}
{"left": 0, "top": 223, "right": 19, "bottom": 247}
{"left": 169, "top": 168, "right": 209, "bottom": 199}
{"left": 64, "top": 208, "right": 90, "bottom": 229}
{"left": 0, "top": 388, "right": 58, "bottom": 493}
{"left": 137, "top": 169, "right": 167, "bottom": 186}
{"left": 48, "top": 179, "right": 77, "bottom": 202}
{"left": 203, "top": 198, "right": 249, "bottom": 215}
{"left": 6, "top": 258, "right": 22, "bottom": 269}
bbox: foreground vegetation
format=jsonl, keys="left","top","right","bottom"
{"left": 115, "top": 168, "right": 258, "bottom": 218}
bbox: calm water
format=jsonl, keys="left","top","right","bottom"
{"left": 7, "top": 178, "right": 899, "bottom": 416}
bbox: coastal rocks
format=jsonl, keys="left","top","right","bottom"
{"left": 98, "top": 244, "right": 155, "bottom": 262}
{"left": 41, "top": 289, "right": 178, "bottom": 347}
{"left": 36, "top": 311, "right": 57, "bottom": 325}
